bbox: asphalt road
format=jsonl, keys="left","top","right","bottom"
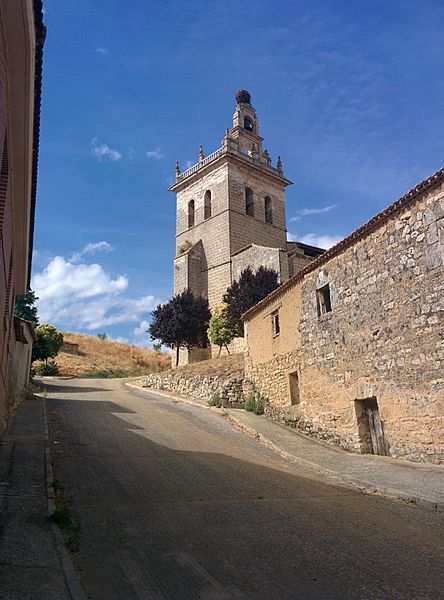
{"left": 43, "top": 378, "right": 444, "bottom": 600}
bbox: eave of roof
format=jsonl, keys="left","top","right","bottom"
{"left": 243, "top": 165, "right": 444, "bottom": 321}
{"left": 27, "top": 0, "right": 46, "bottom": 288}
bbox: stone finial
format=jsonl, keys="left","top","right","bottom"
{"left": 222, "top": 128, "right": 230, "bottom": 148}
{"left": 235, "top": 89, "right": 251, "bottom": 105}
{"left": 277, "top": 156, "right": 283, "bottom": 173}
{"left": 263, "top": 149, "right": 271, "bottom": 165}
{"left": 175, "top": 161, "right": 180, "bottom": 177}
{"left": 199, "top": 145, "right": 205, "bottom": 161}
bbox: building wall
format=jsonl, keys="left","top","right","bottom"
{"left": 228, "top": 163, "right": 287, "bottom": 256}
{"left": 0, "top": 12, "right": 15, "bottom": 430}
{"left": 174, "top": 163, "right": 232, "bottom": 308}
{"left": 231, "top": 245, "right": 289, "bottom": 283}
{"left": 9, "top": 318, "right": 34, "bottom": 409}
{"left": 245, "top": 182, "right": 444, "bottom": 463}
{"left": 0, "top": 0, "right": 40, "bottom": 432}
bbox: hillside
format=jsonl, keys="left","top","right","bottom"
{"left": 49, "top": 332, "right": 171, "bottom": 378}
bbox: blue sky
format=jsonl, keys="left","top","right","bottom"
{"left": 32, "top": 0, "right": 444, "bottom": 345}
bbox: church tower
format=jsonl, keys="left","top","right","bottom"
{"left": 170, "top": 90, "right": 297, "bottom": 363}
{"left": 171, "top": 90, "right": 292, "bottom": 299}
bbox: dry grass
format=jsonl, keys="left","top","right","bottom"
{"left": 159, "top": 353, "right": 244, "bottom": 379}
{"left": 52, "top": 332, "right": 171, "bottom": 378}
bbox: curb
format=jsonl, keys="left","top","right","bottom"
{"left": 42, "top": 393, "right": 89, "bottom": 600}
{"left": 127, "top": 382, "right": 444, "bottom": 514}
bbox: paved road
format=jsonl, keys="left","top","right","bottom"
{"left": 43, "top": 378, "right": 444, "bottom": 600}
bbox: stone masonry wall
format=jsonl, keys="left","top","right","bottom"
{"left": 245, "top": 182, "right": 444, "bottom": 463}
{"left": 298, "top": 183, "right": 444, "bottom": 463}
{"left": 138, "top": 372, "right": 244, "bottom": 407}
{"left": 232, "top": 245, "right": 289, "bottom": 283}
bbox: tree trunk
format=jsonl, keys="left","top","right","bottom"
{"left": 175, "top": 344, "right": 180, "bottom": 367}
{"left": 218, "top": 346, "right": 221, "bottom": 357}
{"left": 225, "top": 345, "right": 230, "bottom": 354}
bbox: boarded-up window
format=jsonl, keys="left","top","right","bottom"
{"left": 204, "top": 190, "right": 211, "bottom": 219}
{"left": 245, "top": 187, "right": 254, "bottom": 217}
{"left": 265, "top": 196, "right": 273, "bottom": 224}
{"left": 188, "top": 199, "right": 195, "bottom": 228}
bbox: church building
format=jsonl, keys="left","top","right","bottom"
{"left": 170, "top": 90, "right": 323, "bottom": 364}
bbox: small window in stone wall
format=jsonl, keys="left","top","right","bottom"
{"left": 188, "top": 199, "right": 195, "bottom": 228}
{"left": 272, "top": 311, "right": 280, "bottom": 336}
{"left": 316, "top": 283, "right": 332, "bottom": 316}
{"left": 265, "top": 196, "right": 273, "bottom": 224}
{"left": 245, "top": 187, "right": 254, "bottom": 217}
{"left": 204, "top": 190, "right": 211, "bottom": 219}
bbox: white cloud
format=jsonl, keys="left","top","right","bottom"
{"left": 91, "top": 137, "right": 122, "bottom": 162}
{"left": 131, "top": 320, "right": 152, "bottom": 347}
{"left": 96, "top": 47, "right": 109, "bottom": 55}
{"left": 71, "top": 241, "right": 113, "bottom": 263}
{"left": 31, "top": 246, "right": 159, "bottom": 332}
{"left": 290, "top": 204, "right": 338, "bottom": 222}
{"left": 146, "top": 148, "right": 165, "bottom": 160}
{"left": 287, "top": 232, "right": 343, "bottom": 249}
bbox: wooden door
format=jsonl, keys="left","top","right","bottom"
{"left": 363, "top": 398, "right": 389, "bottom": 456}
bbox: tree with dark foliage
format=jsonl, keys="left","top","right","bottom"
{"left": 149, "top": 290, "right": 211, "bottom": 367}
{"left": 14, "top": 289, "right": 39, "bottom": 325}
{"left": 223, "top": 266, "right": 279, "bottom": 337}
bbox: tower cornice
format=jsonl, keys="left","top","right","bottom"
{"left": 169, "top": 147, "right": 293, "bottom": 193}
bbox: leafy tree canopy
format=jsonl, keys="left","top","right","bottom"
{"left": 32, "top": 324, "right": 64, "bottom": 364}
{"left": 207, "top": 303, "right": 234, "bottom": 356}
{"left": 223, "top": 266, "right": 279, "bottom": 337}
{"left": 148, "top": 289, "right": 211, "bottom": 366}
{"left": 14, "top": 289, "right": 39, "bottom": 325}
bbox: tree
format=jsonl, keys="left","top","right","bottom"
{"left": 148, "top": 290, "right": 211, "bottom": 367}
{"left": 32, "top": 324, "right": 64, "bottom": 364}
{"left": 223, "top": 266, "right": 279, "bottom": 337}
{"left": 207, "top": 304, "right": 235, "bottom": 356}
{"left": 14, "top": 289, "right": 39, "bottom": 325}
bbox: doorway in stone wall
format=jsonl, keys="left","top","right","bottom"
{"left": 355, "top": 397, "right": 389, "bottom": 456}
{"left": 288, "top": 371, "right": 300, "bottom": 405}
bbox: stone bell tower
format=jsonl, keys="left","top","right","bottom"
{"left": 170, "top": 90, "right": 294, "bottom": 363}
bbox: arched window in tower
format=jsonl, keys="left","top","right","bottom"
{"left": 188, "top": 199, "right": 195, "bottom": 228}
{"left": 244, "top": 116, "right": 254, "bottom": 132}
{"left": 204, "top": 190, "right": 211, "bottom": 219}
{"left": 245, "top": 187, "right": 254, "bottom": 217}
{"left": 265, "top": 196, "right": 273, "bottom": 224}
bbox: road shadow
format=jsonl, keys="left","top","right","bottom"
{"left": 37, "top": 380, "right": 113, "bottom": 395}
{"left": 46, "top": 395, "right": 444, "bottom": 600}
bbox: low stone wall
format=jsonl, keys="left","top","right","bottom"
{"left": 138, "top": 372, "right": 244, "bottom": 407}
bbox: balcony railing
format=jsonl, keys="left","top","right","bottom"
{"left": 175, "top": 145, "right": 283, "bottom": 183}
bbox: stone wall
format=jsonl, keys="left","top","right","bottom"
{"left": 139, "top": 372, "right": 244, "bottom": 408}
{"left": 232, "top": 244, "right": 289, "bottom": 283}
{"left": 244, "top": 179, "right": 444, "bottom": 464}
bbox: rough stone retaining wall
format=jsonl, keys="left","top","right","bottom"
{"left": 139, "top": 372, "right": 244, "bottom": 408}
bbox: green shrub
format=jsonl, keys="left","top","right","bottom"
{"left": 35, "top": 361, "right": 59, "bottom": 376}
{"left": 244, "top": 393, "right": 256, "bottom": 412}
{"left": 208, "top": 392, "right": 222, "bottom": 407}
{"left": 253, "top": 398, "right": 264, "bottom": 415}
{"left": 243, "top": 393, "right": 264, "bottom": 415}
{"left": 97, "top": 332, "right": 108, "bottom": 340}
